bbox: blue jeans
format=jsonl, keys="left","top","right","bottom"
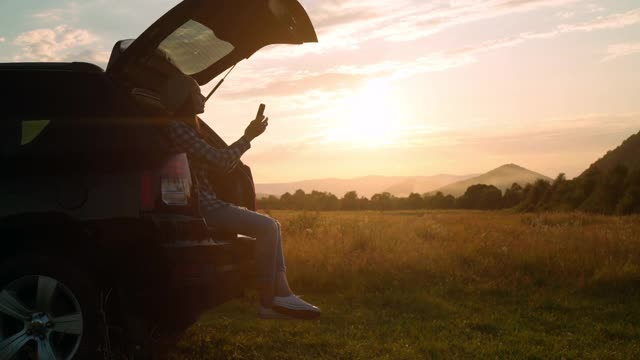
{"left": 203, "top": 204, "right": 286, "bottom": 303}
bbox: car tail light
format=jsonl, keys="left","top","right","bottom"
{"left": 161, "top": 153, "right": 192, "bottom": 206}
{"left": 140, "top": 173, "right": 155, "bottom": 211}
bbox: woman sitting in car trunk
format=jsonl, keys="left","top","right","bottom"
{"left": 165, "top": 94, "right": 320, "bottom": 320}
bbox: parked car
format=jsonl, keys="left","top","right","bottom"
{"left": 0, "top": 0, "right": 317, "bottom": 358}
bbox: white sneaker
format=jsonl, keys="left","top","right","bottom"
{"left": 258, "top": 306, "right": 295, "bottom": 320}
{"left": 272, "top": 295, "right": 321, "bottom": 319}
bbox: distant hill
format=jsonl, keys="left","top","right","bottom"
{"left": 255, "top": 174, "right": 476, "bottom": 198}
{"left": 434, "top": 164, "right": 552, "bottom": 197}
{"left": 582, "top": 130, "right": 640, "bottom": 175}
{"left": 518, "top": 130, "right": 640, "bottom": 215}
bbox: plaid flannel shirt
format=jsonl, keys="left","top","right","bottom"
{"left": 167, "top": 121, "right": 251, "bottom": 212}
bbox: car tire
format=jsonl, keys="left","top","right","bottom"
{"left": 0, "top": 254, "right": 102, "bottom": 359}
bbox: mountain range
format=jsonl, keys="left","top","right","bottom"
{"left": 256, "top": 174, "right": 476, "bottom": 198}
{"left": 256, "top": 164, "right": 551, "bottom": 198}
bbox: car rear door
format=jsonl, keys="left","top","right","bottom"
{"left": 106, "top": 0, "right": 317, "bottom": 86}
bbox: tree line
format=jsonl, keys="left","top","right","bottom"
{"left": 516, "top": 165, "right": 640, "bottom": 215}
{"left": 258, "top": 165, "right": 640, "bottom": 215}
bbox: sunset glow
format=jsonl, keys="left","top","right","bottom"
{"left": 2, "top": 0, "right": 639, "bottom": 182}
{"left": 323, "top": 79, "right": 402, "bottom": 147}
{"left": 3, "top": 2, "right": 640, "bottom": 359}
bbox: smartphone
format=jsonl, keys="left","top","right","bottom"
{"left": 256, "top": 103, "right": 266, "bottom": 119}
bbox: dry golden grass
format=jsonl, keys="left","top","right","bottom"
{"left": 171, "top": 211, "right": 640, "bottom": 359}
{"left": 278, "top": 210, "right": 640, "bottom": 295}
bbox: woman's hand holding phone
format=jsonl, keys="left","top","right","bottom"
{"left": 244, "top": 103, "right": 268, "bottom": 141}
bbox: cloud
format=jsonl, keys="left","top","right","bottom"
{"left": 237, "top": 4, "right": 640, "bottom": 101}
{"left": 221, "top": 50, "right": 476, "bottom": 100}
{"left": 556, "top": 11, "right": 575, "bottom": 19}
{"left": 258, "top": 3, "right": 640, "bottom": 64}
{"left": 310, "top": 0, "right": 387, "bottom": 31}
{"left": 369, "top": 0, "right": 580, "bottom": 43}
{"left": 586, "top": 4, "right": 606, "bottom": 13}
{"left": 425, "top": 114, "right": 640, "bottom": 170}
{"left": 12, "top": 25, "right": 105, "bottom": 64}
{"left": 221, "top": 35, "right": 531, "bottom": 101}
{"left": 223, "top": 72, "right": 366, "bottom": 99}
{"left": 490, "top": 8, "right": 640, "bottom": 42}
{"left": 32, "top": 3, "right": 81, "bottom": 23}
{"left": 602, "top": 42, "right": 640, "bottom": 62}
{"left": 558, "top": 8, "right": 640, "bottom": 32}
{"left": 257, "top": 0, "right": 580, "bottom": 59}
{"left": 344, "top": 113, "right": 640, "bottom": 151}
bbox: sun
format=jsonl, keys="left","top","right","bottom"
{"left": 324, "top": 79, "right": 401, "bottom": 147}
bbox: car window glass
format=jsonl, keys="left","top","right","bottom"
{"left": 21, "top": 120, "right": 50, "bottom": 145}
{"left": 158, "top": 20, "right": 235, "bottom": 75}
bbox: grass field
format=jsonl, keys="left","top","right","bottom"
{"left": 169, "top": 210, "right": 640, "bottom": 359}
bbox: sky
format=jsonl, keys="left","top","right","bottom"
{"left": 1, "top": 0, "right": 639, "bottom": 182}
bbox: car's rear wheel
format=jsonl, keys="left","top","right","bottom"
{"left": 0, "top": 255, "right": 100, "bottom": 359}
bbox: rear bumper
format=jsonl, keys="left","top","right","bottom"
{"left": 163, "top": 236, "right": 256, "bottom": 289}
{"left": 135, "top": 214, "right": 256, "bottom": 328}
{"left": 145, "top": 214, "right": 255, "bottom": 288}
{"left": 162, "top": 237, "right": 255, "bottom": 323}
{"left": 146, "top": 214, "right": 210, "bottom": 244}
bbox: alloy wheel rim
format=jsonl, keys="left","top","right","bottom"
{"left": 0, "top": 275, "right": 83, "bottom": 359}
